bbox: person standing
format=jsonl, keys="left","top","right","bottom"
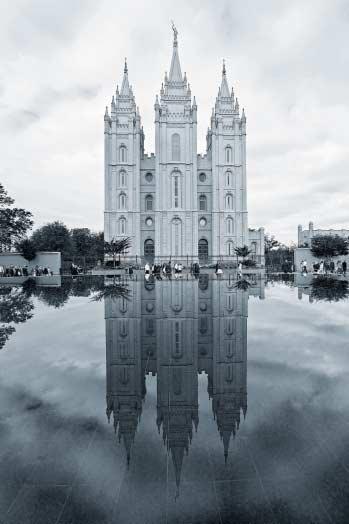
{"left": 342, "top": 260, "right": 347, "bottom": 275}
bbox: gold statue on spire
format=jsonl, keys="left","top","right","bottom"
{"left": 171, "top": 20, "right": 178, "bottom": 45}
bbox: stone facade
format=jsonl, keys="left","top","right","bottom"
{"left": 104, "top": 30, "right": 264, "bottom": 264}
{"left": 298, "top": 221, "right": 349, "bottom": 247}
{"left": 105, "top": 275, "right": 264, "bottom": 492}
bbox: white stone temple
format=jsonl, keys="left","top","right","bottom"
{"left": 104, "top": 27, "right": 264, "bottom": 264}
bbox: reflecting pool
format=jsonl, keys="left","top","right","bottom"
{"left": 0, "top": 274, "right": 349, "bottom": 524}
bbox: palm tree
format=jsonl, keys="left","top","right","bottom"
{"left": 234, "top": 245, "right": 250, "bottom": 265}
{"left": 104, "top": 237, "right": 131, "bottom": 268}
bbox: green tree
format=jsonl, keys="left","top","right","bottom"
{"left": 91, "top": 231, "right": 104, "bottom": 260}
{"left": 311, "top": 235, "right": 349, "bottom": 258}
{"left": 264, "top": 233, "right": 280, "bottom": 253}
{"left": 71, "top": 228, "right": 93, "bottom": 258}
{"left": 0, "top": 183, "right": 33, "bottom": 250}
{"left": 31, "top": 221, "right": 73, "bottom": 258}
{"left": 16, "top": 238, "right": 37, "bottom": 261}
{"left": 235, "top": 245, "right": 250, "bottom": 261}
{"left": 104, "top": 237, "right": 131, "bottom": 268}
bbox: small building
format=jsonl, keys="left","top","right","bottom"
{"left": 298, "top": 221, "right": 349, "bottom": 247}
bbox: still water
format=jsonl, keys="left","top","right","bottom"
{"left": 0, "top": 274, "right": 349, "bottom": 524}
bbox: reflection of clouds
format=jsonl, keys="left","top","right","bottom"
{"left": 249, "top": 285, "right": 349, "bottom": 377}
{"left": 1, "top": 281, "right": 349, "bottom": 521}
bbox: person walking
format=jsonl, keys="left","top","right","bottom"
{"left": 303, "top": 260, "right": 308, "bottom": 274}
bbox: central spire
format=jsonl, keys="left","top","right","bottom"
{"left": 120, "top": 57, "right": 130, "bottom": 96}
{"left": 169, "top": 21, "right": 182, "bottom": 82}
{"left": 220, "top": 59, "right": 230, "bottom": 98}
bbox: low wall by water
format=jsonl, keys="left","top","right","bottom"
{"left": 294, "top": 247, "right": 349, "bottom": 271}
{"left": 0, "top": 252, "right": 61, "bottom": 274}
{"left": 0, "top": 275, "right": 62, "bottom": 287}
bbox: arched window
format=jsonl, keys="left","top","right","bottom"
{"left": 119, "top": 145, "right": 127, "bottom": 163}
{"left": 119, "top": 217, "right": 126, "bottom": 235}
{"left": 119, "top": 192, "right": 126, "bottom": 209}
{"left": 225, "top": 193, "right": 233, "bottom": 210}
{"left": 144, "top": 239, "right": 154, "bottom": 261}
{"left": 226, "top": 170, "right": 233, "bottom": 186}
{"left": 225, "top": 145, "right": 232, "bottom": 163}
{"left": 172, "top": 133, "right": 180, "bottom": 161}
{"left": 226, "top": 217, "right": 234, "bottom": 235}
{"left": 199, "top": 194, "right": 207, "bottom": 211}
{"left": 227, "top": 241, "right": 234, "bottom": 256}
{"left": 119, "top": 170, "right": 127, "bottom": 187}
{"left": 145, "top": 194, "right": 153, "bottom": 211}
{"left": 198, "top": 238, "right": 208, "bottom": 261}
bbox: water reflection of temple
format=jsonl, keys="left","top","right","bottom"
{"left": 105, "top": 274, "right": 264, "bottom": 488}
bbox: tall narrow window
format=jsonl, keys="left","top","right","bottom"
{"left": 119, "top": 145, "right": 127, "bottom": 163}
{"left": 226, "top": 170, "right": 232, "bottom": 186}
{"left": 225, "top": 146, "right": 232, "bottom": 163}
{"left": 119, "top": 193, "right": 126, "bottom": 209}
{"left": 119, "top": 170, "right": 127, "bottom": 187}
{"left": 226, "top": 193, "right": 233, "bottom": 210}
{"left": 227, "top": 241, "right": 234, "bottom": 256}
{"left": 172, "top": 133, "right": 180, "bottom": 161}
{"left": 199, "top": 194, "right": 207, "bottom": 211}
{"left": 145, "top": 194, "right": 153, "bottom": 211}
{"left": 119, "top": 217, "right": 126, "bottom": 235}
{"left": 174, "top": 176, "right": 179, "bottom": 208}
{"left": 227, "top": 217, "right": 234, "bottom": 235}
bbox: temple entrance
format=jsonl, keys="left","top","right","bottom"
{"left": 198, "top": 239, "right": 208, "bottom": 262}
{"left": 144, "top": 239, "right": 155, "bottom": 263}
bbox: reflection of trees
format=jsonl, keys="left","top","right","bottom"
{"left": 91, "top": 280, "right": 131, "bottom": 302}
{"left": 234, "top": 278, "right": 251, "bottom": 291}
{"left": 0, "top": 286, "right": 35, "bottom": 323}
{"left": 0, "top": 276, "right": 129, "bottom": 350}
{"left": 311, "top": 276, "right": 349, "bottom": 302}
{"left": 0, "top": 286, "right": 35, "bottom": 350}
{"left": 266, "top": 273, "right": 295, "bottom": 287}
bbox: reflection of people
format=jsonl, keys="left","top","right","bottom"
{"left": 337, "top": 260, "right": 342, "bottom": 274}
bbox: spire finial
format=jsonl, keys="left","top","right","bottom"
{"left": 223, "top": 58, "right": 226, "bottom": 76}
{"left": 124, "top": 57, "right": 128, "bottom": 74}
{"left": 171, "top": 20, "right": 178, "bottom": 46}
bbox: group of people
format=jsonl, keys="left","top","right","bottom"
{"left": 70, "top": 263, "right": 83, "bottom": 276}
{"left": 0, "top": 264, "right": 53, "bottom": 277}
{"left": 144, "top": 262, "right": 184, "bottom": 279}
{"left": 300, "top": 259, "right": 347, "bottom": 275}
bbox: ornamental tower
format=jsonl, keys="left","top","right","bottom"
{"left": 207, "top": 61, "right": 248, "bottom": 259}
{"left": 154, "top": 25, "right": 198, "bottom": 261}
{"left": 104, "top": 60, "right": 143, "bottom": 257}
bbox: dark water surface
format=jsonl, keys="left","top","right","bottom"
{"left": 1, "top": 275, "right": 349, "bottom": 524}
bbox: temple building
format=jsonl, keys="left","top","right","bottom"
{"left": 104, "top": 28, "right": 264, "bottom": 264}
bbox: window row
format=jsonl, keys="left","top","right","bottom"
{"left": 199, "top": 193, "right": 234, "bottom": 210}
{"left": 117, "top": 192, "right": 233, "bottom": 211}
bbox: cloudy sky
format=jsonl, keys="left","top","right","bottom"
{"left": 1, "top": 0, "right": 348, "bottom": 243}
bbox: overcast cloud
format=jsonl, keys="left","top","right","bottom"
{"left": 1, "top": 0, "right": 348, "bottom": 243}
